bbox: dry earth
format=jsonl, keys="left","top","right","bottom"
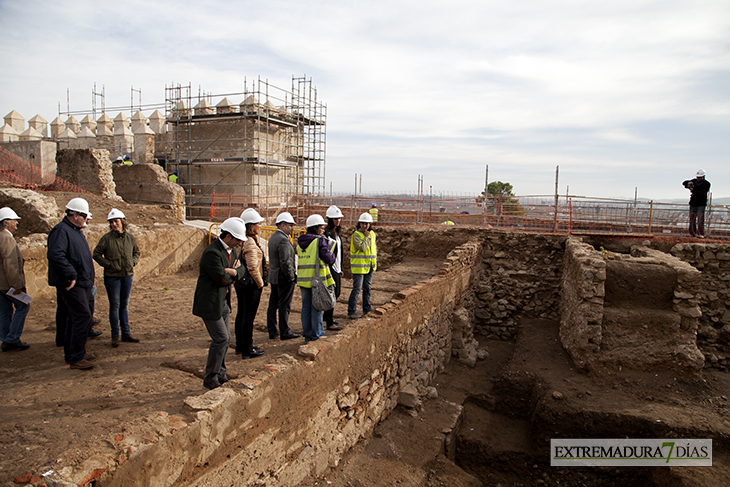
{"left": 2, "top": 195, "right": 730, "bottom": 486}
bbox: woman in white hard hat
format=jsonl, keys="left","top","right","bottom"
{"left": 0, "top": 207, "right": 30, "bottom": 352}
{"left": 323, "top": 206, "right": 344, "bottom": 331}
{"left": 93, "top": 209, "right": 141, "bottom": 347}
{"left": 296, "top": 214, "right": 335, "bottom": 343}
{"left": 347, "top": 212, "right": 377, "bottom": 319}
{"left": 235, "top": 208, "right": 268, "bottom": 359}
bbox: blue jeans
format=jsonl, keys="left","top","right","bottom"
{"left": 0, "top": 290, "right": 29, "bottom": 344}
{"left": 348, "top": 270, "right": 373, "bottom": 315}
{"left": 300, "top": 287, "right": 324, "bottom": 343}
{"left": 104, "top": 275, "right": 133, "bottom": 338}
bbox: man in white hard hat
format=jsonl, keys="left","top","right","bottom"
{"left": 347, "top": 212, "right": 377, "bottom": 319}
{"left": 47, "top": 197, "right": 97, "bottom": 369}
{"left": 193, "top": 217, "right": 247, "bottom": 390}
{"left": 0, "top": 207, "right": 30, "bottom": 352}
{"left": 266, "top": 212, "right": 300, "bottom": 340}
{"left": 682, "top": 169, "right": 711, "bottom": 238}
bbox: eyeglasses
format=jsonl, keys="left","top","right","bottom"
{"left": 77, "top": 213, "right": 88, "bottom": 220}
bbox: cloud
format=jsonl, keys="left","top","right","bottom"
{"left": 1, "top": 0, "right": 728, "bottom": 200}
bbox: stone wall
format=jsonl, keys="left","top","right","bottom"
{"left": 94, "top": 239, "right": 483, "bottom": 487}
{"left": 0, "top": 187, "right": 61, "bottom": 234}
{"left": 56, "top": 148, "right": 118, "bottom": 199}
{"left": 475, "top": 233, "right": 565, "bottom": 339}
{"left": 0, "top": 140, "right": 57, "bottom": 183}
{"left": 19, "top": 223, "right": 206, "bottom": 300}
{"left": 670, "top": 242, "right": 730, "bottom": 371}
{"left": 560, "top": 237, "right": 704, "bottom": 371}
{"left": 112, "top": 163, "right": 186, "bottom": 212}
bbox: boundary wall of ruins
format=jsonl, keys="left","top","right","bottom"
{"left": 670, "top": 242, "right": 730, "bottom": 370}
{"left": 83, "top": 236, "right": 483, "bottom": 486}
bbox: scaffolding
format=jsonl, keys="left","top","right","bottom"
{"left": 163, "top": 76, "right": 326, "bottom": 218}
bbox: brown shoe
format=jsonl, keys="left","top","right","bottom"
{"left": 69, "top": 359, "right": 95, "bottom": 370}
{"left": 111, "top": 336, "right": 120, "bottom": 348}
{"left": 85, "top": 353, "right": 97, "bottom": 361}
{"left": 121, "top": 334, "right": 140, "bottom": 343}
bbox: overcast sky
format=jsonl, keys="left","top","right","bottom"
{"left": 1, "top": 0, "right": 728, "bottom": 200}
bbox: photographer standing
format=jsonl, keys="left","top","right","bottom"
{"left": 683, "top": 169, "right": 711, "bottom": 238}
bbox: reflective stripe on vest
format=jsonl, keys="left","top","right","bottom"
{"left": 349, "top": 231, "right": 377, "bottom": 274}
{"left": 296, "top": 239, "right": 334, "bottom": 288}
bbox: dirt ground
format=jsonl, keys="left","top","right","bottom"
{"left": 302, "top": 319, "right": 730, "bottom": 487}
{"left": 0, "top": 248, "right": 443, "bottom": 485}
{"left": 2, "top": 195, "right": 730, "bottom": 486}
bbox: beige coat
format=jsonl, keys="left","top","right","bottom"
{"left": 0, "top": 229, "right": 25, "bottom": 291}
{"left": 243, "top": 236, "right": 267, "bottom": 289}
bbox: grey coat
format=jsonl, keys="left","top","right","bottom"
{"left": 267, "top": 228, "right": 296, "bottom": 284}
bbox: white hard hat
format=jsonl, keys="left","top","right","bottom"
{"left": 66, "top": 197, "right": 91, "bottom": 217}
{"left": 0, "top": 207, "right": 20, "bottom": 221}
{"left": 240, "top": 208, "right": 265, "bottom": 225}
{"left": 275, "top": 212, "right": 296, "bottom": 225}
{"left": 358, "top": 212, "right": 373, "bottom": 223}
{"left": 326, "top": 205, "right": 344, "bottom": 218}
{"left": 220, "top": 217, "right": 247, "bottom": 241}
{"left": 107, "top": 208, "right": 126, "bottom": 220}
{"left": 697, "top": 169, "right": 706, "bottom": 177}
{"left": 306, "top": 214, "right": 326, "bottom": 227}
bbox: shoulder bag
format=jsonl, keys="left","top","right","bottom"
{"left": 312, "top": 237, "right": 337, "bottom": 311}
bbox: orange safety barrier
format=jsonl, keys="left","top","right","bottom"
{"left": 207, "top": 191, "right": 729, "bottom": 243}
{"left": 0, "top": 147, "right": 90, "bottom": 194}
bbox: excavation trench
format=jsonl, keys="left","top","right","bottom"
{"left": 1, "top": 217, "right": 729, "bottom": 486}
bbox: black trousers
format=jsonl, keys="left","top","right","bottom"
{"left": 234, "top": 283, "right": 262, "bottom": 354}
{"left": 323, "top": 270, "right": 342, "bottom": 327}
{"left": 267, "top": 278, "right": 296, "bottom": 336}
{"left": 57, "top": 285, "right": 92, "bottom": 363}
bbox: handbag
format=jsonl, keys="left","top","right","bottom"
{"left": 312, "top": 238, "right": 337, "bottom": 311}
{"left": 236, "top": 258, "right": 257, "bottom": 289}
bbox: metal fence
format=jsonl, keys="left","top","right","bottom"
{"left": 0, "top": 147, "right": 90, "bottom": 193}
{"left": 204, "top": 191, "right": 730, "bottom": 243}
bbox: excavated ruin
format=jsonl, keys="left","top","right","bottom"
{"left": 0, "top": 176, "right": 729, "bottom": 486}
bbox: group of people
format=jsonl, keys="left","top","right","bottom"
{"left": 194, "top": 205, "right": 377, "bottom": 390}
{"left": 0, "top": 197, "right": 140, "bottom": 370}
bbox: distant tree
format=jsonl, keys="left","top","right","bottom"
{"left": 477, "top": 181, "right": 523, "bottom": 215}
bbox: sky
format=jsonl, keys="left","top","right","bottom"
{"left": 1, "top": 0, "right": 728, "bottom": 200}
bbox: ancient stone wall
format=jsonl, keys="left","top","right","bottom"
{"left": 95, "top": 239, "right": 483, "bottom": 487}
{"left": 475, "top": 233, "right": 565, "bottom": 339}
{"left": 670, "top": 242, "right": 730, "bottom": 371}
{"left": 560, "top": 237, "right": 704, "bottom": 371}
{"left": 0, "top": 140, "right": 57, "bottom": 183}
{"left": 19, "top": 223, "right": 206, "bottom": 300}
{"left": 56, "top": 148, "right": 118, "bottom": 199}
{"left": 0, "top": 187, "right": 62, "bottom": 234}
{"left": 112, "top": 163, "right": 185, "bottom": 212}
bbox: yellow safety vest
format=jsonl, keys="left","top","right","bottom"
{"left": 369, "top": 208, "right": 379, "bottom": 222}
{"left": 350, "top": 231, "right": 377, "bottom": 274}
{"left": 297, "top": 238, "right": 334, "bottom": 288}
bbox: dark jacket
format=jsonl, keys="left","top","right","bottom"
{"left": 192, "top": 239, "right": 245, "bottom": 320}
{"left": 683, "top": 178, "right": 711, "bottom": 207}
{"left": 268, "top": 228, "right": 296, "bottom": 284}
{"left": 47, "top": 217, "right": 95, "bottom": 288}
{"left": 296, "top": 233, "right": 335, "bottom": 265}
{"left": 93, "top": 230, "right": 140, "bottom": 277}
